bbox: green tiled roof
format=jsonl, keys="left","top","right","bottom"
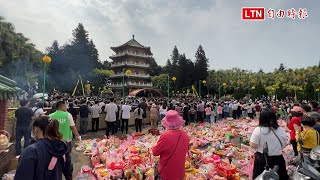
{"left": 0, "top": 75, "right": 20, "bottom": 100}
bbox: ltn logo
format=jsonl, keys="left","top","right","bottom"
{"left": 242, "top": 7, "right": 265, "bottom": 21}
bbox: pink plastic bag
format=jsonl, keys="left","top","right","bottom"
{"left": 240, "top": 156, "right": 254, "bottom": 180}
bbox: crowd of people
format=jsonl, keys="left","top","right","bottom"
{"left": 11, "top": 93, "right": 320, "bottom": 179}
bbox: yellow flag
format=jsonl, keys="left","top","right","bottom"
{"left": 191, "top": 85, "right": 198, "bottom": 96}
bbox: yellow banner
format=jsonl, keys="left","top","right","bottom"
{"left": 79, "top": 75, "right": 85, "bottom": 96}
{"left": 72, "top": 79, "right": 79, "bottom": 97}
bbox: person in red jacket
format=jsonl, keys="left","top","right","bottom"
{"left": 153, "top": 110, "right": 189, "bottom": 180}
{"left": 287, "top": 106, "right": 304, "bottom": 156}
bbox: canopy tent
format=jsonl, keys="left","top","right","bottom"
{"left": 0, "top": 75, "right": 20, "bottom": 100}
{"left": 129, "top": 88, "right": 162, "bottom": 97}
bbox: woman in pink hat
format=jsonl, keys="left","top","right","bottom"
{"left": 152, "top": 110, "right": 189, "bottom": 180}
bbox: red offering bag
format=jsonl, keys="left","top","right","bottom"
{"left": 129, "top": 155, "right": 143, "bottom": 165}
{"left": 132, "top": 133, "right": 143, "bottom": 140}
{"left": 202, "top": 157, "right": 214, "bottom": 164}
{"left": 108, "top": 162, "right": 126, "bottom": 170}
{"left": 119, "top": 136, "right": 127, "bottom": 140}
{"left": 215, "top": 161, "right": 236, "bottom": 179}
{"left": 148, "top": 129, "right": 160, "bottom": 136}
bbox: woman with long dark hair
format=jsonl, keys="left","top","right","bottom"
{"left": 15, "top": 116, "right": 72, "bottom": 180}
{"left": 134, "top": 104, "right": 144, "bottom": 133}
{"left": 250, "top": 108, "right": 289, "bottom": 180}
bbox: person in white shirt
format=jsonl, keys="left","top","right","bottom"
{"left": 250, "top": 108, "right": 289, "bottom": 180}
{"left": 247, "top": 103, "right": 254, "bottom": 119}
{"left": 104, "top": 98, "right": 118, "bottom": 138}
{"left": 232, "top": 102, "right": 238, "bottom": 119}
{"left": 32, "top": 102, "right": 45, "bottom": 119}
{"left": 159, "top": 102, "right": 168, "bottom": 121}
{"left": 121, "top": 101, "right": 132, "bottom": 134}
{"left": 134, "top": 104, "right": 144, "bottom": 133}
{"left": 91, "top": 101, "right": 101, "bottom": 133}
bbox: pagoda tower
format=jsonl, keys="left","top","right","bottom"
{"left": 109, "top": 35, "right": 153, "bottom": 96}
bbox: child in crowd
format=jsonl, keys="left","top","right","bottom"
{"left": 294, "top": 116, "right": 320, "bottom": 153}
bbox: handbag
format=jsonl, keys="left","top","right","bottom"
{"left": 155, "top": 131, "right": 182, "bottom": 180}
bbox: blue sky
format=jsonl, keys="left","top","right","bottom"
{"left": 0, "top": 0, "right": 319, "bottom": 71}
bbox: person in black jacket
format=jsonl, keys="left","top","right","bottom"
{"left": 79, "top": 100, "right": 89, "bottom": 135}
{"left": 15, "top": 100, "right": 33, "bottom": 155}
{"left": 15, "top": 116, "right": 72, "bottom": 180}
{"left": 68, "top": 103, "right": 78, "bottom": 124}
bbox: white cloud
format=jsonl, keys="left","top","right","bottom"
{"left": 0, "top": 0, "right": 319, "bottom": 71}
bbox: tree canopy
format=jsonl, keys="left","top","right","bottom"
{"left": 1, "top": 16, "right": 319, "bottom": 100}
{"left": 207, "top": 66, "right": 320, "bottom": 100}
{"left": 0, "top": 16, "right": 43, "bottom": 88}
{"left": 47, "top": 23, "right": 103, "bottom": 92}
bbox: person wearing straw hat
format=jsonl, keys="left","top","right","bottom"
{"left": 150, "top": 104, "right": 159, "bottom": 129}
{"left": 288, "top": 106, "right": 304, "bottom": 156}
{"left": 153, "top": 110, "right": 189, "bottom": 180}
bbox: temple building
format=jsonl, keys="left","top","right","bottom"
{"left": 109, "top": 35, "right": 153, "bottom": 97}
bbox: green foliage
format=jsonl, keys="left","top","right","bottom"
{"left": 47, "top": 23, "right": 103, "bottom": 92}
{"left": 163, "top": 59, "right": 172, "bottom": 75}
{"left": 152, "top": 74, "right": 169, "bottom": 96}
{"left": 171, "top": 46, "right": 179, "bottom": 76}
{"left": 162, "top": 45, "right": 209, "bottom": 95}
{"left": 208, "top": 66, "right": 320, "bottom": 100}
{"left": 194, "top": 45, "right": 209, "bottom": 87}
{"left": 149, "top": 57, "right": 163, "bottom": 76}
{"left": 177, "top": 54, "right": 194, "bottom": 89}
{"left": 26, "top": 71, "right": 38, "bottom": 85}
{"left": 279, "top": 63, "right": 285, "bottom": 72}
{"left": 0, "top": 16, "right": 43, "bottom": 88}
{"left": 8, "top": 100, "right": 19, "bottom": 122}
{"left": 163, "top": 46, "right": 179, "bottom": 77}
{"left": 93, "top": 69, "right": 114, "bottom": 77}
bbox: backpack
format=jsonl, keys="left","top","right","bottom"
{"left": 32, "top": 108, "right": 41, "bottom": 119}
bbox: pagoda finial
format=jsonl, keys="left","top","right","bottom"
{"left": 132, "top": 34, "right": 135, "bottom": 39}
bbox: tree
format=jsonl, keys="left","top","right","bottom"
{"left": 71, "top": 23, "right": 89, "bottom": 45}
{"left": 170, "top": 46, "right": 179, "bottom": 77}
{"left": 88, "top": 39, "right": 100, "bottom": 68}
{"left": 163, "top": 59, "right": 173, "bottom": 75}
{"left": 93, "top": 69, "right": 114, "bottom": 77}
{"left": 279, "top": 63, "right": 285, "bottom": 72}
{"left": 46, "top": 23, "right": 102, "bottom": 92}
{"left": 149, "top": 57, "right": 163, "bottom": 76}
{"left": 194, "top": 45, "right": 209, "bottom": 83}
{"left": 258, "top": 68, "right": 264, "bottom": 73}
{"left": 152, "top": 74, "right": 169, "bottom": 96}
{"left": 102, "top": 60, "right": 111, "bottom": 70}
{"left": 0, "top": 16, "right": 43, "bottom": 89}
{"left": 177, "top": 53, "right": 194, "bottom": 89}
